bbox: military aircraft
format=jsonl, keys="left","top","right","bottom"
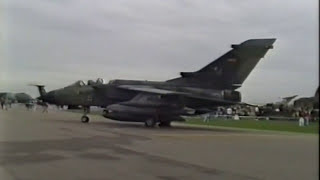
{"left": 278, "top": 95, "right": 298, "bottom": 106}
{"left": 34, "top": 38, "right": 276, "bottom": 127}
{"left": 0, "top": 92, "right": 34, "bottom": 109}
{"left": 262, "top": 95, "right": 297, "bottom": 110}
{"left": 294, "top": 87, "right": 319, "bottom": 109}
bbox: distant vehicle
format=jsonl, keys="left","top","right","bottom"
{"left": 34, "top": 39, "right": 276, "bottom": 127}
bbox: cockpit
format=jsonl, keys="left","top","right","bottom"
{"left": 69, "top": 80, "right": 86, "bottom": 87}
{"left": 67, "top": 78, "right": 105, "bottom": 88}
{"left": 108, "top": 80, "right": 116, "bottom": 85}
{"left": 88, "top": 78, "right": 105, "bottom": 85}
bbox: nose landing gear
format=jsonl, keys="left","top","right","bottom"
{"left": 144, "top": 118, "right": 156, "bottom": 127}
{"left": 81, "top": 115, "right": 89, "bottom": 123}
{"left": 81, "top": 106, "right": 90, "bottom": 123}
{"left": 158, "top": 121, "right": 171, "bottom": 127}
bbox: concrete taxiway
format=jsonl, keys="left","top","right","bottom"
{"left": 0, "top": 107, "right": 318, "bottom": 180}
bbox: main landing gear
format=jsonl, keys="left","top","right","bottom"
{"left": 144, "top": 118, "right": 172, "bottom": 128}
{"left": 158, "top": 121, "right": 171, "bottom": 127}
{"left": 81, "top": 115, "right": 89, "bottom": 123}
{"left": 144, "top": 118, "right": 156, "bottom": 127}
{"left": 81, "top": 106, "right": 90, "bottom": 123}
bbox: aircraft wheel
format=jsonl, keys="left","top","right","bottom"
{"left": 102, "top": 110, "right": 108, "bottom": 117}
{"left": 144, "top": 118, "right": 156, "bottom": 128}
{"left": 159, "top": 121, "right": 171, "bottom": 127}
{"left": 81, "top": 115, "right": 90, "bottom": 123}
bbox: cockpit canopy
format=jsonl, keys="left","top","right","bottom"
{"left": 96, "top": 78, "right": 104, "bottom": 84}
{"left": 68, "top": 78, "right": 105, "bottom": 87}
{"left": 87, "top": 78, "right": 105, "bottom": 85}
{"left": 70, "top": 80, "right": 86, "bottom": 87}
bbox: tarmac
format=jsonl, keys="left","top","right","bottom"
{"left": 0, "top": 106, "right": 318, "bottom": 180}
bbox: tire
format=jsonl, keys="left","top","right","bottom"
{"left": 102, "top": 110, "right": 108, "bottom": 117}
{"left": 144, "top": 118, "right": 156, "bottom": 127}
{"left": 81, "top": 115, "right": 89, "bottom": 123}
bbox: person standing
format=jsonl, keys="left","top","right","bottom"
{"left": 3, "top": 98, "right": 9, "bottom": 110}
{"left": 299, "top": 116, "right": 305, "bottom": 127}
{"left": 203, "top": 113, "right": 210, "bottom": 122}
{"left": 0, "top": 97, "right": 4, "bottom": 110}
{"left": 255, "top": 106, "right": 260, "bottom": 116}
{"left": 227, "top": 107, "right": 232, "bottom": 118}
{"left": 42, "top": 103, "right": 49, "bottom": 113}
{"left": 38, "top": 100, "right": 48, "bottom": 113}
{"left": 298, "top": 110, "right": 305, "bottom": 127}
{"left": 304, "top": 111, "right": 310, "bottom": 126}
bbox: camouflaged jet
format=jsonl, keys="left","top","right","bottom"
{"left": 294, "top": 87, "right": 319, "bottom": 109}
{"left": 0, "top": 92, "right": 34, "bottom": 109}
{"left": 34, "top": 39, "right": 276, "bottom": 127}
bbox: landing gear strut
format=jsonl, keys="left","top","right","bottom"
{"left": 81, "top": 106, "right": 90, "bottom": 123}
{"left": 144, "top": 118, "right": 156, "bottom": 128}
{"left": 159, "top": 121, "right": 171, "bottom": 127}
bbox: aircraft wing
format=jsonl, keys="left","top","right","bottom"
{"left": 117, "top": 85, "right": 188, "bottom": 95}
{"left": 117, "top": 85, "right": 238, "bottom": 105}
{"left": 239, "top": 102, "right": 262, "bottom": 107}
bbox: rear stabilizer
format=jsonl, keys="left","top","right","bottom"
{"left": 167, "top": 38, "right": 276, "bottom": 90}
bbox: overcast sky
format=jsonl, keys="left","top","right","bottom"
{"left": 1, "top": 0, "right": 318, "bottom": 104}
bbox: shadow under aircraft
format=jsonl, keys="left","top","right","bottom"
{"left": 33, "top": 38, "right": 276, "bottom": 127}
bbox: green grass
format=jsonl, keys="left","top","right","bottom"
{"left": 185, "top": 118, "right": 319, "bottom": 134}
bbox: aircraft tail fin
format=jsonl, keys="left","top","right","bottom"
{"left": 315, "top": 87, "right": 319, "bottom": 98}
{"left": 167, "top": 39, "right": 276, "bottom": 89}
{"left": 282, "top": 95, "right": 298, "bottom": 103}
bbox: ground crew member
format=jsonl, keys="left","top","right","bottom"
{"left": 203, "top": 113, "right": 210, "bottom": 122}
{"left": 0, "top": 97, "right": 4, "bottom": 110}
{"left": 299, "top": 117, "right": 304, "bottom": 127}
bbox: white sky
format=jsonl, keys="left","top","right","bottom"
{"left": 1, "top": 0, "right": 319, "bottom": 104}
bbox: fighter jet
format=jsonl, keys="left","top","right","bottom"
{"left": 263, "top": 95, "right": 298, "bottom": 109}
{"left": 279, "top": 95, "right": 298, "bottom": 105}
{"left": 294, "top": 87, "right": 319, "bottom": 109}
{"left": 34, "top": 39, "right": 276, "bottom": 127}
{"left": 0, "top": 92, "right": 34, "bottom": 109}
